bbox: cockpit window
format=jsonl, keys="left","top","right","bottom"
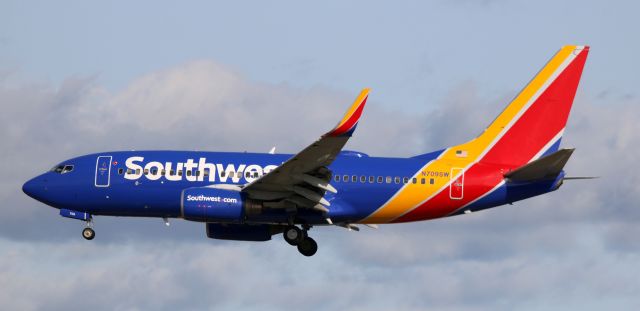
{"left": 51, "top": 165, "right": 74, "bottom": 174}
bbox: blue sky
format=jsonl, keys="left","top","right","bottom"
{"left": 1, "top": 1, "right": 639, "bottom": 310}
{"left": 3, "top": 1, "right": 637, "bottom": 108}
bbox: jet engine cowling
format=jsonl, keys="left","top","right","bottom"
{"left": 181, "top": 187, "right": 261, "bottom": 222}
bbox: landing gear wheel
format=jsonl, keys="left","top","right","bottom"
{"left": 284, "top": 226, "right": 303, "bottom": 246}
{"left": 82, "top": 227, "right": 95, "bottom": 240}
{"left": 297, "top": 237, "right": 318, "bottom": 257}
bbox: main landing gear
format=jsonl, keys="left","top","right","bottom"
{"left": 283, "top": 225, "right": 317, "bottom": 257}
{"left": 82, "top": 220, "right": 95, "bottom": 240}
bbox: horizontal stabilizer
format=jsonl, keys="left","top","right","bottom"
{"left": 504, "top": 149, "right": 575, "bottom": 182}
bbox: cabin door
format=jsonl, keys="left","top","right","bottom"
{"left": 449, "top": 167, "right": 464, "bottom": 200}
{"left": 95, "top": 156, "right": 113, "bottom": 187}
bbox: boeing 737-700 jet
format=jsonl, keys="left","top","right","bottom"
{"left": 23, "top": 45, "right": 590, "bottom": 256}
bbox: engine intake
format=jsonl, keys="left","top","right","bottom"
{"left": 181, "top": 187, "right": 261, "bottom": 222}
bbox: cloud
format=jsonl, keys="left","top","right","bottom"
{"left": 0, "top": 61, "right": 425, "bottom": 237}
{"left": 1, "top": 234, "right": 639, "bottom": 311}
{"left": 1, "top": 59, "right": 640, "bottom": 310}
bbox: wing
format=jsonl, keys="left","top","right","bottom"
{"left": 242, "top": 88, "right": 370, "bottom": 214}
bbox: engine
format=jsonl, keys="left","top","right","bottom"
{"left": 206, "top": 223, "right": 279, "bottom": 242}
{"left": 181, "top": 187, "right": 261, "bottom": 222}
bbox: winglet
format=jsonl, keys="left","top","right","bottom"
{"left": 327, "top": 88, "right": 370, "bottom": 137}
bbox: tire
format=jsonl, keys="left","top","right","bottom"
{"left": 297, "top": 237, "right": 318, "bottom": 257}
{"left": 283, "top": 226, "right": 302, "bottom": 246}
{"left": 82, "top": 228, "right": 95, "bottom": 240}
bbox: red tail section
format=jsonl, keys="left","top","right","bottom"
{"left": 389, "top": 46, "right": 589, "bottom": 223}
{"left": 481, "top": 46, "right": 589, "bottom": 166}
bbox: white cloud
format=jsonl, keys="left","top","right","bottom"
{"left": 1, "top": 232, "right": 639, "bottom": 311}
{"left": 0, "top": 61, "right": 424, "bottom": 225}
{"left": 1, "top": 59, "right": 640, "bottom": 310}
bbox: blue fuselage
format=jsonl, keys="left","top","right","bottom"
{"left": 23, "top": 150, "right": 561, "bottom": 225}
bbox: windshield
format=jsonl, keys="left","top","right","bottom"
{"left": 51, "top": 165, "right": 74, "bottom": 174}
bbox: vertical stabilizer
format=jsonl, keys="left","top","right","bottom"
{"left": 443, "top": 46, "right": 589, "bottom": 167}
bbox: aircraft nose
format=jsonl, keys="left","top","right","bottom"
{"left": 22, "top": 176, "right": 44, "bottom": 200}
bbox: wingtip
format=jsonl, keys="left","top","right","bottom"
{"left": 328, "top": 88, "right": 370, "bottom": 137}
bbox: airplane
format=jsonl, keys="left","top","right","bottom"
{"left": 23, "top": 45, "right": 590, "bottom": 256}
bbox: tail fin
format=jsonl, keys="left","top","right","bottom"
{"left": 442, "top": 45, "right": 589, "bottom": 167}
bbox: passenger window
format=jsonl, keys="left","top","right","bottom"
{"left": 221, "top": 171, "right": 226, "bottom": 177}
{"left": 386, "top": 176, "right": 392, "bottom": 183}
{"left": 334, "top": 175, "right": 340, "bottom": 182}
{"left": 369, "top": 176, "right": 375, "bottom": 183}
{"left": 377, "top": 176, "right": 383, "bottom": 183}
{"left": 170, "top": 170, "right": 175, "bottom": 175}
{"left": 136, "top": 169, "right": 141, "bottom": 175}
{"left": 118, "top": 168, "right": 124, "bottom": 175}
{"left": 402, "top": 177, "right": 409, "bottom": 184}
{"left": 237, "top": 172, "right": 242, "bottom": 178}
{"left": 143, "top": 169, "right": 149, "bottom": 175}
{"left": 343, "top": 175, "right": 349, "bottom": 182}
{"left": 430, "top": 178, "right": 435, "bottom": 185}
{"left": 127, "top": 169, "right": 133, "bottom": 174}
{"left": 421, "top": 178, "right": 426, "bottom": 185}
{"left": 360, "top": 176, "right": 366, "bottom": 183}
{"left": 394, "top": 177, "right": 400, "bottom": 184}
{"left": 187, "top": 170, "right": 192, "bottom": 177}
{"left": 178, "top": 170, "right": 183, "bottom": 176}
{"left": 412, "top": 178, "right": 417, "bottom": 184}
{"left": 351, "top": 175, "right": 357, "bottom": 182}
{"left": 204, "top": 171, "right": 209, "bottom": 177}
{"left": 161, "top": 170, "right": 166, "bottom": 175}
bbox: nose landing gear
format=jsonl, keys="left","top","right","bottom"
{"left": 283, "top": 225, "right": 318, "bottom": 256}
{"left": 58, "top": 209, "right": 96, "bottom": 240}
{"left": 82, "top": 227, "right": 95, "bottom": 240}
{"left": 82, "top": 219, "right": 95, "bottom": 240}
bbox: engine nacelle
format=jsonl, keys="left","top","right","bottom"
{"left": 181, "top": 187, "right": 261, "bottom": 222}
{"left": 206, "top": 223, "right": 276, "bottom": 241}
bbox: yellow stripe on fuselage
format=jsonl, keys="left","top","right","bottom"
{"left": 361, "top": 46, "right": 576, "bottom": 224}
